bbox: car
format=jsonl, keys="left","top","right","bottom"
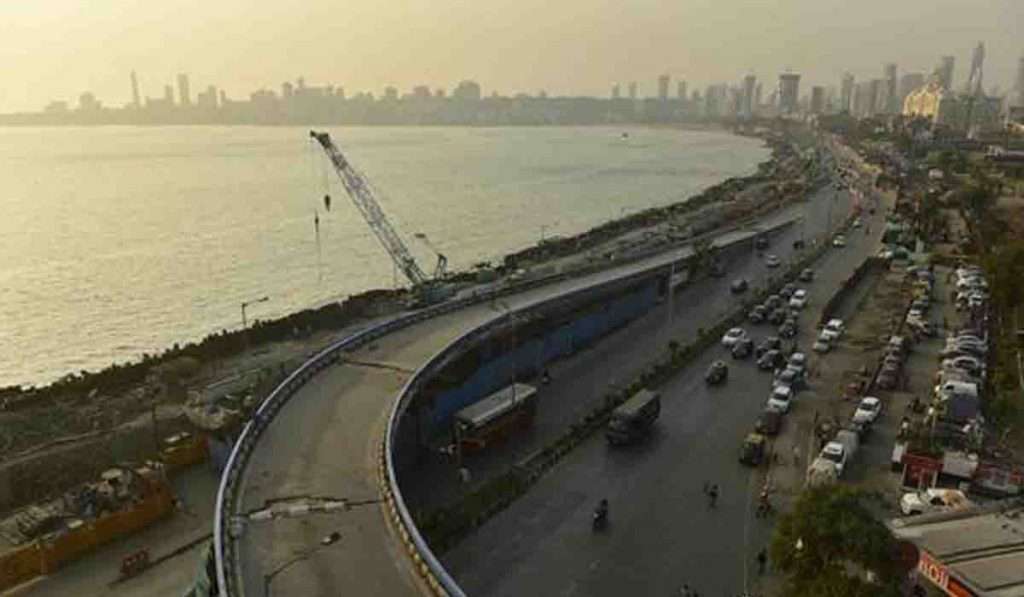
{"left": 852, "top": 396, "right": 882, "bottom": 425}
{"left": 787, "top": 352, "right": 808, "bottom": 376}
{"left": 798, "top": 268, "right": 814, "bottom": 282}
{"left": 812, "top": 337, "right": 831, "bottom": 353}
{"left": 832, "top": 234, "right": 847, "bottom": 248}
{"left": 900, "top": 488, "right": 971, "bottom": 516}
{"left": 779, "top": 283, "right": 797, "bottom": 300}
{"left": 775, "top": 366, "right": 806, "bottom": 391}
{"left": 876, "top": 366, "right": 900, "bottom": 390}
{"left": 756, "top": 336, "right": 782, "bottom": 358}
{"left": 852, "top": 217, "right": 863, "bottom": 228}
{"left": 755, "top": 236, "right": 769, "bottom": 250}
{"left": 732, "top": 337, "right": 754, "bottom": 359}
{"left": 768, "top": 308, "right": 787, "bottom": 326}
{"left": 778, "top": 319, "right": 797, "bottom": 339}
{"left": 764, "top": 294, "right": 783, "bottom": 310}
{"left": 721, "top": 327, "right": 747, "bottom": 348}
{"left": 754, "top": 409, "right": 783, "bottom": 436}
{"left": 765, "top": 254, "right": 781, "bottom": 268}
{"left": 730, "top": 278, "right": 749, "bottom": 293}
{"left": 820, "top": 318, "right": 845, "bottom": 341}
{"left": 705, "top": 360, "right": 729, "bottom": 385}
{"left": 739, "top": 433, "right": 767, "bottom": 466}
{"left": 789, "top": 289, "right": 808, "bottom": 309}
{"left": 942, "top": 356, "right": 984, "bottom": 377}
{"left": 766, "top": 385, "right": 794, "bottom": 413}
{"left": 758, "top": 349, "right": 785, "bottom": 371}
{"left": 748, "top": 305, "right": 767, "bottom": 324}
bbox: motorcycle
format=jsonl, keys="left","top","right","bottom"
{"left": 592, "top": 500, "right": 608, "bottom": 530}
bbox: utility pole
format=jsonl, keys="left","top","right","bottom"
{"left": 241, "top": 296, "right": 270, "bottom": 329}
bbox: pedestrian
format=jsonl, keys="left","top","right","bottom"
{"left": 680, "top": 584, "right": 692, "bottom": 597}
{"left": 757, "top": 548, "right": 768, "bottom": 574}
{"left": 708, "top": 484, "right": 719, "bottom": 508}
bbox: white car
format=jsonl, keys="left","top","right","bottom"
{"left": 820, "top": 319, "right": 845, "bottom": 342}
{"left": 900, "top": 488, "right": 971, "bottom": 516}
{"left": 942, "top": 356, "right": 984, "bottom": 376}
{"left": 788, "top": 352, "right": 808, "bottom": 376}
{"left": 721, "top": 327, "right": 747, "bottom": 348}
{"left": 766, "top": 385, "right": 794, "bottom": 413}
{"left": 832, "top": 234, "right": 847, "bottom": 248}
{"left": 812, "top": 336, "right": 831, "bottom": 353}
{"left": 819, "top": 441, "right": 849, "bottom": 477}
{"left": 765, "top": 254, "right": 781, "bottom": 268}
{"left": 852, "top": 396, "right": 882, "bottom": 424}
{"left": 789, "top": 289, "right": 809, "bottom": 309}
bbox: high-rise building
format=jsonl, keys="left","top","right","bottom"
{"left": 628, "top": 82, "right": 638, "bottom": 100}
{"left": 611, "top": 84, "right": 621, "bottom": 100}
{"left": 452, "top": 80, "right": 481, "bottom": 101}
{"left": 778, "top": 73, "right": 800, "bottom": 114}
{"left": 130, "top": 71, "right": 141, "bottom": 109}
{"left": 898, "top": 73, "right": 926, "bottom": 109}
{"left": 884, "top": 63, "right": 898, "bottom": 113}
{"left": 657, "top": 75, "right": 670, "bottom": 101}
{"left": 936, "top": 56, "right": 955, "bottom": 91}
{"left": 840, "top": 73, "right": 854, "bottom": 113}
{"left": 677, "top": 81, "right": 687, "bottom": 101}
{"left": 810, "top": 86, "right": 826, "bottom": 114}
{"left": 754, "top": 82, "right": 763, "bottom": 112}
{"left": 742, "top": 74, "right": 756, "bottom": 117}
{"left": 177, "top": 73, "right": 191, "bottom": 107}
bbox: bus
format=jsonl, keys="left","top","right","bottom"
{"left": 454, "top": 383, "right": 538, "bottom": 455}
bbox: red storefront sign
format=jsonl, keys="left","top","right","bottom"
{"left": 918, "top": 551, "right": 974, "bottom": 597}
{"left": 903, "top": 452, "right": 942, "bottom": 488}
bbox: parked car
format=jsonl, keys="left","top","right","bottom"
{"left": 766, "top": 385, "right": 794, "bottom": 413}
{"left": 832, "top": 234, "right": 847, "bottom": 248}
{"left": 775, "top": 366, "right": 806, "bottom": 391}
{"left": 730, "top": 278, "right": 749, "bottom": 293}
{"left": 748, "top": 305, "right": 767, "bottom": 324}
{"left": 820, "top": 318, "right": 845, "bottom": 342}
{"left": 798, "top": 268, "right": 814, "bottom": 282}
{"left": 789, "top": 289, "right": 809, "bottom": 309}
{"left": 758, "top": 349, "right": 785, "bottom": 371}
{"left": 787, "top": 352, "right": 808, "bottom": 376}
{"left": 812, "top": 336, "right": 831, "bottom": 353}
{"left": 765, "top": 254, "right": 781, "bottom": 268}
{"left": 754, "top": 409, "right": 783, "bottom": 436}
{"left": 778, "top": 319, "right": 798, "bottom": 339}
{"left": 732, "top": 337, "right": 754, "bottom": 359}
{"left": 721, "top": 327, "right": 747, "bottom": 348}
{"left": 705, "top": 360, "right": 729, "bottom": 385}
{"left": 876, "top": 365, "right": 900, "bottom": 390}
{"left": 852, "top": 396, "right": 883, "bottom": 425}
{"left": 765, "top": 295, "right": 783, "bottom": 310}
{"left": 779, "top": 283, "right": 797, "bottom": 299}
{"left": 756, "top": 336, "right": 782, "bottom": 358}
{"left": 942, "top": 356, "right": 985, "bottom": 377}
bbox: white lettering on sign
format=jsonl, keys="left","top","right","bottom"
{"left": 918, "top": 552, "right": 949, "bottom": 589}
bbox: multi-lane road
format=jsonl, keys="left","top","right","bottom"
{"left": 443, "top": 178, "right": 886, "bottom": 596}
{"left": 231, "top": 189, "right": 820, "bottom": 595}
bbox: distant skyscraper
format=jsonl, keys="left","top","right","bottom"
{"left": 884, "top": 63, "right": 898, "bottom": 113}
{"left": 742, "top": 75, "right": 756, "bottom": 117}
{"left": 754, "top": 82, "right": 763, "bottom": 111}
{"left": 898, "top": 73, "right": 926, "bottom": 110}
{"left": 936, "top": 55, "right": 955, "bottom": 91}
{"left": 628, "top": 82, "right": 637, "bottom": 100}
{"left": 452, "top": 80, "right": 481, "bottom": 101}
{"left": 778, "top": 73, "right": 800, "bottom": 114}
{"left": 130, "top": 71, "right": 141, "bottom": 109}
{"left": 611, "top": 84, "right": 621, "bottom": 100}
{"left": 810, "top": 86, "right": 825, "bottom": 114}
{"left": 840, "top": 73, "right": 854, "bottom": 113}
{"left": 177, "top": 73, "right": 191, "bottom": 107}
{"left": 657, "top": 75, "right": 670, "bottom": 101}
{"left": 677, "top": 81, "right": 687, "bottom": 101}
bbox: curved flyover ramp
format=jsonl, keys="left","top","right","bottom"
{"left": 222, "top": 213, "right": 799, "bottom": 596}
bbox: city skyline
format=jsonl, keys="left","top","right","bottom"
{"left": 1, "top": 0, "right": 1022, "bottom": 113}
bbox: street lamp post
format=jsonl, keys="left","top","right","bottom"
{"left": 263, "top": 532, "right": 341, "bottom": 597}
{"left": 241, "top": 296, "right": 270, "bottom": 329}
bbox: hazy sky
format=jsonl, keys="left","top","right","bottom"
{"left": 2, "top": 0, "right": 1022, "bottom": 112}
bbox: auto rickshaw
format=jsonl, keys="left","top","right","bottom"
{"left": 739, "top": 433, "right": 767, "bottom": 466}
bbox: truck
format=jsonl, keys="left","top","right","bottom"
{"left": 806, "top": 429, "right": 859, "bottom": 486}
{"left": 453, "top": 383, "right": 538, "bottom": 455}
{"left": 606, "top": 389, "right": 661, "bottom": 446}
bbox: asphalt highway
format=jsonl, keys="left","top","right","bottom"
{"left": 443, "top": 180, "right": 886, "bottom": 596}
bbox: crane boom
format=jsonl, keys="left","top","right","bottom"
{"left": 309, "top": 130, "right": 430, "bottom": 287}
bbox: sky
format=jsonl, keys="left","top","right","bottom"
{"left": 1, "top": 0, "right": 1022, "bottom": 112}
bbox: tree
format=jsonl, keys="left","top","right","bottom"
{"left": 770, "top": 485, "right": 903, "bottom": 597}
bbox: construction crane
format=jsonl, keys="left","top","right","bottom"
{"left": 309, "top": 130, "right": 451, "bottom": 304}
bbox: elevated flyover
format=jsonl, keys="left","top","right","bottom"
{"left": 216, "top": 210, "right": 803, "bottom": 597}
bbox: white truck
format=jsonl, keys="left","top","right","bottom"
{"left": 806, "top": 429, "right": 860, "bottom": 486}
